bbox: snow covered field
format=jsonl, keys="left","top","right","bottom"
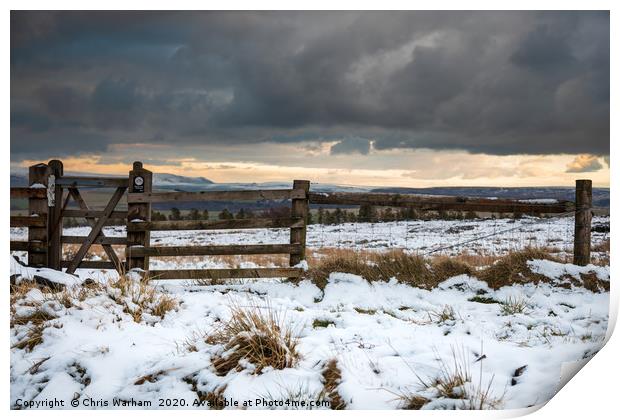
{"left": 10, "top": 215, "right": 611, "bottom": 270}
{"left": 9, "top": 216, "right": 611, "bottom": 410}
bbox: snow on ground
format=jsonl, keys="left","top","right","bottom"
{"left": 10, "top": 215, "right": 610, "bottom": 270}
{"left": 10, "top": 269, "right": 609, "bottom": 410}
{"left": 9, "top": 216, "right": 610, "bottom": 409}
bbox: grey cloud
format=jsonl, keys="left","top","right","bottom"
{"left": 330, "top": 138, "right": 372, "bottom": 155}
{"left": 10, "top": 11, "right": 609, "bottom": 160}
{"left": 565, "top": 154, "right": 604, "bottom": 173}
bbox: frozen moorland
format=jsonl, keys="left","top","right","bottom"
{"left": 10, "top": 216, "right": 610, "bottom": 410}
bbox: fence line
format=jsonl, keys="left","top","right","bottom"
{"left": 9, "top": 159, "right": 596, "bottom": 280}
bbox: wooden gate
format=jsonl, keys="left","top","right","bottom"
{"left": 48, "top": 160, "right": 128, "bottom": 274}
{"left": 125, "top": 162, "right": 309, "bottom": 280}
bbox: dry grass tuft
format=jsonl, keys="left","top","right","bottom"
{"left": 307, "top": 249, "right": 436, "bottom": 289}
{"left": 184, "top": 376, "right": 227, "bottom": 409}
{"left": 478, "top": 248, "right": 559, "bottom": 289}
{"left": 10, "top": 285, "right": 58, "bottom": 352}
{"left": 321, "top": 359, "right": 346, "bottom": 409}
{"left": 306, "top": 248, "right": 590, "bottom": 291}
{"left": 305, "top": 250, "right": 376, "bottom": 289}
{"left": 10, "top": 281, "right": 46, "bottom": 307}
{"left": 428, "top": 305, "right": 457, "bottom": 325}
{"left": 134, "top": 368, "right": 179, "bottom": 385}
{"left": 579, "top": 272, "right": 610, "bottom": 293}
{"left": 108, "top": 273, "right": 179, "bottom": 322}
{"left": 591, "top": 239, "right": 610, "bottom": 253}
{"left": 208, "top": 301, "right": 299, "bottom": 376}
{"left": 431, "top": 257, "right": 474, "bottom": 282}
{"left": 400, "top": 394, "right": 430, "bottom": 410}
{"left": 12, "top": 323, "right": 47, "bottom": 352}
{"left": 414, "top": 347, "right": 505, "bottom": 410}
{"left": 499, "top": 296, "right": 530, "bottom": 316}
{"left": 418, "top": 348, "right": 471, "bottom": 399}
{"left": 11, "top": 309, "right": 57, "bottom": 327}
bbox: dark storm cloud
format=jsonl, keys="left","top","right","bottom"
{"left": 10, "top": 11, "right": 609, "bottom": 160}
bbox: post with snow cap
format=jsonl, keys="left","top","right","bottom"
{"left": 289, "top": 180, "right": 310, "bottom": 268}
{"left": 28, "top": 163, "right": 50, "bottom": 267}
{"left": 573, "top": 179, "right": 592, "bottom": 266}
{"left": 127, "top": 161, "right": 152, "bottom": 273}
{"left": 47, "top": 160, "right": 64, "bottom": 270}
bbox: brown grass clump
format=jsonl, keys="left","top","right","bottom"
{"left": 428, "top": 305, "right": 458, "bottom": 325}
{"left": 134, "top": 368, "right": 179, "bottom": 385}
{"left": 307, "top": 249, "right": 436, "bottom": 289}
{"left": 579, "top": 272, "right": 610, "bottom": 293}
{"left": 413, "top": 347, "right": 504, "bottom": 410}
{"left": 322, "top": 359, "right": 346, "bottom": 409}
{"left": 151, "top": 294, "right": 179, "bottom": 318}
{"left": 108, "top": 273, "right": 179, "bottom": 322}
{"left": 375, "top": 251, "right": 436, "bottom": 287}
{"left": 431, "top": 257, "right": 474, "bottom": 282}
{"left": 399, "top": 394, "right": 430, "bottom": 410}
{"left": 208, "top": 302, "right": 299, "bottom": 376}
{"left": 10, "top": 281, "right": 45, "bottom": 307}
{"left": 590, "top": 239, "right": 610, "bottom": 266}
{"left": 12, "top": 323, "right": 48, "bottom": 352}
{"left": 416, "top": 348, "right": 471, "bottom": 400}
{"left": 305, "top": 250, "right": 375, "bottom": 289}
{"left": 499, "top": 296, "right": 530, "bottom": 316}
{"left": 10, "top": 284, "right": 58, "bottom": 352}
{"left": 184, "top": 376, "right": 228, "bottom": 409}
{"left": 11, "top": 309, "right": 56, "bottom": 327}
{"left": 307, "top": 248, "right": 604, "bottom": 291}
{"left": 477, "top": 248, "right": 559, "bottom": 289}
{"left": 592, "top": 239, "right": 610, "bottom": 253}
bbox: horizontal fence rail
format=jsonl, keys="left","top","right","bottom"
{"left": 10, "top": 241, "right": 47, "bottom": 252}
{"left": 10, "top": 215, "right": 47, "bottom": 227}
{"left": 10, "top": 187, "right": 47, "bottom": 199}
{"left": 56, "top": 176, "right": 128, "bottom": 188}
{"left": 127, "top": 217, "right": 304, "bottom": 232}
{"left": 127, "top": 244, "right": 302, "bottom": 257}
{"left": 127, "top": 188, "right": 306, "bottom": 203}
{"left": 308, "top": 192, "right": 573, "bottom": 213}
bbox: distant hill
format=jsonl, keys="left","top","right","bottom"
{"left": 153, "top": 173, "right": 214, "bottom": 186}
{"left": 370, "top": 186, "right": 610, "bottom": 208}
{"left": 10, "top": 171, "right": 214, "bottom": 187}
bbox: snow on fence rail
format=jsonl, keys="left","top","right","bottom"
{"left": 10, "top": 160, "right": 595, "bottom": 280}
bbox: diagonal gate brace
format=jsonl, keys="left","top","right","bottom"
{"left": 65, "top": 187, "right": 126, "bottom": 274}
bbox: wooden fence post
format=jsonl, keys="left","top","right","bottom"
{"left": 290, "top": 180, "right": 310, "bottom": 267}
{"left": 28, "top": 163, "right": 49, "bottom": 267}
{"left": 47, "top": 160, "right": 63, "bottom": 270}
{"left": 127, "top": 162, "right": 152, "bottom": 273}
{"left": 573, "top": 179, "right": 592, "bottom": 266}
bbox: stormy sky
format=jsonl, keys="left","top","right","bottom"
{"left": 10, "top": 11, "right": 610, "bottom": 186}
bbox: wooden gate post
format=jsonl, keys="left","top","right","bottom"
{"left": 127, "top": 162, "right": 152, "bottom": 272}
{"left": 573, "top": 179, "right": 592, "bottom": 266}
{"left": 47, "top": 160, "right": 63, "bottom": 270}
{"left": 28, "top": 163, "right": 49, "bottom": 267}
{"left": 290, "top": 180, "right": 310, "bottom": 267}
